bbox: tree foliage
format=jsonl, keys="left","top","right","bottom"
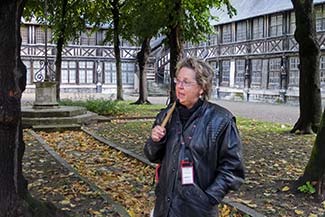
{"left": 24, "top": 0, "right": 91, "bottom": 101}
{"left": 24, "top": 0, "right": 90, "bottom": 45}
{"left": 87, "top": 0, "right": 130, "bottom": 100}
{"left": 124, "top": 0, "right": 236, "bottom": 102}
{"left": 123, "top": 0, "right": 166, "bottom": 104}
{"left": 160, "top": 0, "right": 235, "bottom": 101}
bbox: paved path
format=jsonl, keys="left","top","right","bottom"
{"left": 212, "top": 99, "right": 299, "bottom": 125}
{"left": 22, "top": 92, "right": 300, "bottom": 125}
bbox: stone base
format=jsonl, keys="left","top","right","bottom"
{"left": 21, "top": 106, "right": 98, "bottom": 128}
{"left": 33, "top": 81, "right": 59, "bottom": 109}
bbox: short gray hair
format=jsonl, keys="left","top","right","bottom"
{"left": 176, "top": 57, "right": 214, "bottom": 100}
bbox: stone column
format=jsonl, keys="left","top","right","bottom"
{"left": 96, "top": 61, "right": 102, "bottom": 93}
{"left": 214, "top": 63, "right": 220, "bottom": 99}
{"left": 244, "top": 58, "right": 251, "bottom": 101}
{"left": 279, "top": 56, "right": 288, "bottom": 103}
{"left": 279, "top": 65, "right": 287, "bottom": 103}
{"left": 33, "top": 81, "right": 59, "bottom": 109}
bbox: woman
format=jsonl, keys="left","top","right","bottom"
{"left": 144, "top": 57, "right": 245, "bottom": 217}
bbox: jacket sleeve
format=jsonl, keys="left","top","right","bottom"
{"left": 143, "top": 111, "right": 167, "bottom": 164}
{"left": 205, "top": 117, "right": 245, "bottom": 205}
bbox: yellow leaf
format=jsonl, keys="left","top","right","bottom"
{"left": 294, "top": 210, "right": 304, "bottom": 215}
{"left": 128, "top": 209, "right": 136, "bottom": 217}
{"left": 60, "top": 199, "right": 70, "bottom": 205}
{"left": 308, "top": 214, "right": 318, "bottom": 217}
{"left": 281, "top": 186, "right": 290, "bottom": 192}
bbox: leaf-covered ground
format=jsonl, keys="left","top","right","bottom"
{"left": 23, "top": 131, "right": 120, "bottom": 216}
{"left": 25, "top": 128, "right": 242, "bottom": 217}
{"left": 88, "top": 118, "right": 325, "bottom": 217}
{"left": 36, "top": 130, "right": 155, "bottom": 217}
{"left": 23, "top": 116, "right": 325, "bottom": 216}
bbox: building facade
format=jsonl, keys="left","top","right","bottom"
{"left": 21, "top": 22, "right": 141, "bottom": 95}
{"left": 21, "top": 0, "right": 325, "bottom": 103}
{"left": 182, "top": 0, "right": 325, "bottom": 103}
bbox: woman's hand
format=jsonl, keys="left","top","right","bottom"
{"left": 151, "top": 125, "right": 166, "bottom": 142}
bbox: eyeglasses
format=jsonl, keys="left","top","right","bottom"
{"left": 173, "top": 78, "right": 197, "bottom": 87}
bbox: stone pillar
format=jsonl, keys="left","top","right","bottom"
{"left": 33, "top": 81, "right": 59, "bottom": 109}
{"left": 214, "top": 63, "right": 220, "bottom": 99}
{"left": 243, "top": 59, "right": 250, "bottom": 101}
{"left": 279, "top": 65, "right": 287, "bottom": 103}
{"left": 96, "top": 61, "right": 102, "bottom": 93}
{"left": 229, "top": 60, "right": 235, "bottom": 87}
{"left": 279, "top": 56, "right": 288, "bottom": 103}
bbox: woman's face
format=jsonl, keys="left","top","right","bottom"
{"left": 175, "top": 67, "right": 203, "bottom": 109}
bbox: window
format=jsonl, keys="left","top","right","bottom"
{"left": 236, "top": 21, "right": 247, "bottom": 41}
{"left": 61, "top": 61, "right": 77, "bottom": 84}
{"left": 121, "top": 39, "right": 133, "bottom": 47}
{"left": 122, "top": 63, "right": 135, "bottom": 84}
{"left": 221, "top": 60, "right": 230, "bottom": 86}
{"left": 268, "top": 58, "right": 281, "bottom": 89}
{"left": 104, "top": 62, "right": 116, "bottom": 84}
{"left": 270, "top": 14, "right": 283, "bottom": 37}
{"left": 235, "top": 59, "right": 245, "bottom": 87}
{"left": 252, "top": 17, "right": 264, "bottom": 39}
{"left": 222, "top": 24, "right": 232, "bottom": 43}
{"left": 80, "top": 30, "right": 96, "bottom": 45}
{"left": 251, "top": 59, "right": 262, "bottom": 87}
{"left": 316, "top": 6, "right": 325, "bottom": 31}
{"left": 208, "top": 33, "right": 218, "bottom": 45}
{"left": 79, "top": 61, "right": 94, "bottom": 84}
{"left": 35, "top": 26, "right": 51, "bottom": 44}
{"left": 289, "top": 12, "right": 296, "bottom": 34}
{"left": 288, "top": 57, "right": 299, "bottom": 87}
{"left": 21, "top": 26, "right": 28, "bottom": 43}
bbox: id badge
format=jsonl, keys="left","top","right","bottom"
{"left": 181, "top": 160, "right": 194, "bottom": 185}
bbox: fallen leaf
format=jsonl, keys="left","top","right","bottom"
{"left": 294, "top": 209, "right": 304, "bottom": 215}
{"left": 281, "top": 186, "right": 290, "bottom": 192}
{"left": 60, "top": 199, "right": 70, "bottom": 205}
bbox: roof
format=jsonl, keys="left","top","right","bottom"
{"left": 210, "top": 0, "right": 325, "bottom": 25}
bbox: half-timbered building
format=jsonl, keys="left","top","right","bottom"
{"left": 182, "top": 0, "right": 325, "bottom": 103}
{"left": 21, "top": 0, "right": 325, "bottom": 103}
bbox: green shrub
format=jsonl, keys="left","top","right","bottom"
{"left": 59, "top": 99, "right": 126, "bottom": 116}
{"left": 298, "top": 181, "right": 316, "bottom": 194}
{"left": 59, "top": 99, "right": 164, "bottom": 117}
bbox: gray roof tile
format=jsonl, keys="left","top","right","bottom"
{"left": 210, "top": 0, "right": 325, "bottom": 25}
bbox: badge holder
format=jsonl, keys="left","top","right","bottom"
{"left": 181, "top": 160, "right": 194, "bottom": 185}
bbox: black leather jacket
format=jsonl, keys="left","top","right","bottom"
{"left": 144, "top": 101, "right": 245, "bottom": 217}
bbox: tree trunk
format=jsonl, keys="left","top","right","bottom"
{"left": 299, "top": 107, "right": 325, "bottom": 199}
{"left": 55, "top": 36, "right": 64, "bottom": 102}
{"left": 134, "top": 37, "right": 151, "bottom": 104}
{"left": 55, "top": 0, "right": 68, "bottom": 102}
{"left": 112, "top": 0, "right": 123, "bottom": 101}
{"left": 0, "top": 1, "right": 69, "bottom": 216}
{"left": 291, "top": 0, "right": 322, "bottom": 134}
{"left": 0, "top": 1, "right": 30, "bottom": 215}
{"left": 168, "top": 0, "right": 184, "bottom": 103}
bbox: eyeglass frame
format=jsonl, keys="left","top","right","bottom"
{"left": 173, "top": 77, "right": 198, "bottom": 87}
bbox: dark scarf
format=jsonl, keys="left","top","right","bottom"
{"left": 177, "top": 99, "right": 203, "bottom": 126}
